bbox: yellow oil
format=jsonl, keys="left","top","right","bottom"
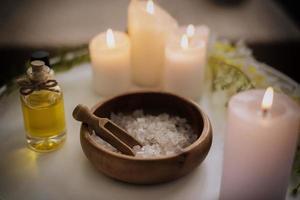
{"left": 21, "top": 90, "right": 66, "bottom": 152}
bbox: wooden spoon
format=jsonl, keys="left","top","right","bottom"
{"left": 73, "top": 104, "right": 141, "bottom": 156}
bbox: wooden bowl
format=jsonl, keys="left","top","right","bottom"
{"left": 80, "top": 91, "right": 212, "bottom": 184}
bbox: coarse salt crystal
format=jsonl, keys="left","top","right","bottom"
{"left": 91, "top": 109, "right": 197, "bottom": 158}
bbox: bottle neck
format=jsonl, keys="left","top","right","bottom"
{"left": 27, "top": 65, "right": 51, "bottom": 83}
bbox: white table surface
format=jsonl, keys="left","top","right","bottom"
{"left": 0, "top": 64, "right": 297, "bottom": 200}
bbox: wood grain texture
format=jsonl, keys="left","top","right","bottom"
{"left": 80, "top": 91, "right": 213, "bottom": 184}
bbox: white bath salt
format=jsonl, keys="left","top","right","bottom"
{"left": 91, "top": 110, "right": 197, "bottom": 158}
{"left": 90, "top": 132, "right": 119, "bottom": 153}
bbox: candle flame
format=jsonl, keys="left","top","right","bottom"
{"left": 106, "top": 29, "right": 116, "bottom": 49}
{"left": 181, "top": 34, "right": 189, "bottom": 50}
{"left": 186, "top": 24, "right": 195, "bottom": 37}
{"left": 146, "top": 0, "right": 154, "bottom": 14}
{"left": 261, "top": 87, "right": 274, "bottom": 112}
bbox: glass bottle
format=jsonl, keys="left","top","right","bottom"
{"left": 19, "top": 60, "right": 66, "bottom": 152}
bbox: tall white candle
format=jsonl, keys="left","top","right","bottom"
{"left": 220, "top": 88, "right": 300, "bottom": 200}
{"left": 164, "top": 25, "right": 208, "bottom": 100}
{"left": 89, "top": 29, "right": 131, "bottom": 96}
{"left": 128, "top": 0, "right": 178, "bottom": 87}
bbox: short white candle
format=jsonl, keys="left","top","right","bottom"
{"left": 182, "top": 24, "right": 210, "bottom": 44}
{"left": 89, "top": 29, "right": 131, "bottom": 96}
{"left": 128, "top": 0, "right": 178, "bottom": 87}
{"left": 163, "top": 25, "right": 208, "bottom": 100}
{"left": 220, "top": 88, "right": 300, "bottom": 200}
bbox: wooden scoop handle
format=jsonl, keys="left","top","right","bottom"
{"left": 72, "top": 104, "right": 135, "bottom": 156}
{"left": 73, "top": 104, "right": 98, "bottom": 125}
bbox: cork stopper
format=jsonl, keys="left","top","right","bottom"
{"left": 28, "top": 60, "right": 50, "bottom": 82}
{"left": 30, "top": 51, "right": 50, "bottom": 67}
{"left": 31, "top": 60, "right": 45, "bottom": 73}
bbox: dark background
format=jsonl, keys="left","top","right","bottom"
{"left": 0, "top": 0, "right": 299, "bottom": 87}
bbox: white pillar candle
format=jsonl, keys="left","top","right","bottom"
{"left": 163, "top": 25, "right": 208, "bottom": 100}
{"left": 128, "top": 0, "right": 178, "bottom": 87}
{"left": 89, "top": 29, "right": 131, "bottom": 96}
{"left": 182, "top": 24, "right": 210, "bottom": 44}
{"left": 220, "top": 88, "right": 300, "bottom": 200}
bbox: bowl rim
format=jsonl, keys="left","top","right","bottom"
{"left": 81, "top": 91, "right": 212, "bottom": 161}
